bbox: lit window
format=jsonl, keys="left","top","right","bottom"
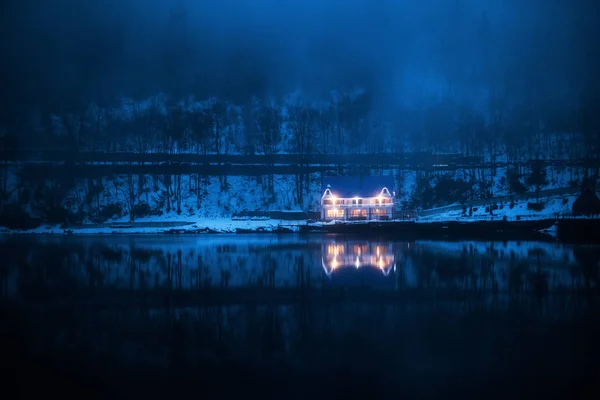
{"left": 350, "top": 209, "right": 366, "bottom": 217}
{"left": 327, "top": 209, "right": 344, "bottom": 218}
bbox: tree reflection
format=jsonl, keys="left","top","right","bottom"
{"left": 2, "top": 237, "right": 598, "bottom": 301}
{"left": 573, "top": 247, "right": 600, "bottom": 293}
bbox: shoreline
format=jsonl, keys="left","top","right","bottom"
{"left": 2, "top": 212, "right": 595, "bottom": 238}
{"left": 0, "top": 218, "right": 307, "bottom": 236}
{"left": 0, "top": 192, "right": 580, "bottom": 236}
{"left": 0, "top": 215, "right": 561, "bottom": 237}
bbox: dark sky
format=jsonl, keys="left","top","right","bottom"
{"left": 1, "top": 0, "right": 599, "bottom": 121}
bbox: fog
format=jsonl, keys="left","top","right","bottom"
{"left": 2, "top": 0, "right": 599, "bottom": 122}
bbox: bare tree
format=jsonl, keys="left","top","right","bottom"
{"left": 59, "top": 108, "right": 85, "bottom": 155}
{"left": 211, "top": 101, "right": 227, "bottom": 155}
{"left": 316, "top": 105, "right": 335, "bottom": 154}
{"left": 190, "top": 109, "right": 212, "bottom": 155}
{"left": 257, "top": 105, "right": 281, "bottom": 156}
{"left": 162, "top": 174, "right": 172, "bottom": 213}
{"left": 174, "top": 174, "right": 182, "bottom": 215}
{"left": 289, "top": 104, "right": 317, "bottom": 156}
{"left": 337, "top": 92, "right": 372, "bottom": 154}
{"left": 225, "top": 106, "right": 242, "bottom": 154}
{"left": 120, "top": 174, "right": 137, "bottom": 221}
{"left": 164, "top": 106, "right": 187, "bottom": 154}
{"left": 82, "top": 103, "right": 106, "bottom": 152}
{"left": 104, "top": 110, "right": 126, "bottom": 152}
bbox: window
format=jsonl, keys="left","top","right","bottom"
{"left": 323, "top": 199, "right": 333, "bottom": 205}
{"left": 327, "top": 209, "right": 344, "bottom": 218}
{"left": 350, "top": 209, "right": 366, "bottom": 218}
{"left": 373, "top": 198, "right": 392, "bottom": 204}
{"left": 372, "top": 208, "right": 387, "bottom": 216}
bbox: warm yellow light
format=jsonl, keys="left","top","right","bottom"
{"left": 332, "top": 256, "right": 338, "bottom": 270}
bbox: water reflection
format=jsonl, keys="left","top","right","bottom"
{"left": 1, "top": 235, "right": 599, "bottom": 397}
{"left": 321, "top": 240, "right": 395, "bottom": 276}
{"left": 0, "top": 235, "right": 599, "bottom": 297}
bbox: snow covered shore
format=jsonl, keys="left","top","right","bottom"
{"left": 0, "top": 216, "right": 308, "bottom": 235}
{"left": 0, "top": 194, "right": 579, "bottom": 236}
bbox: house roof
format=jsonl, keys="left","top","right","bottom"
{"left": 322, "top": 176, "right": 395, "bottom": 198}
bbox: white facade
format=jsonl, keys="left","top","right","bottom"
{"left": 320, "top": 186, "right": 394, "bottom": 221}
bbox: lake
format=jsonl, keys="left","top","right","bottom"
{"left": 1, "top": 234, "right": 599, "bottom": 398}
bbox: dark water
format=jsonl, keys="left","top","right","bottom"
{"left": 1, "top": 234, "right": 599, "bottom": 399}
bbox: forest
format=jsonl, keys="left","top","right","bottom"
{"left": 5, "top": 88, "right": 600, "bottom": 161}
{"left": 0, "top": 92, "right": 594, "bottom": 229}
{"left": 1, "top": 0, "right": 599, "bottom": 227}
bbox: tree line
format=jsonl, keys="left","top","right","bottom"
{"left": 5, "top": 90, "right": 599, "bottom": 164}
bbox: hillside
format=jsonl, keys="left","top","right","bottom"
{"left": 1, "top": 92, "right": 598, "bottom": 229}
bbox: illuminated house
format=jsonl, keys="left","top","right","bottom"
{"left": 321, "top": 240, "right": 396, "bottom": 276}
{"left": 320, "top": 176, "right": 395, "bottom": 221}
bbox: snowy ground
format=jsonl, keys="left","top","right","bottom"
{"left": 0, "top": 193, "right": 581, "bottom": 235}
{"left": 418, "top": 195, "right": 576, "bottom": 222}
{"left": 2, "top": 217, "right": 308, "bottom": 235}
{"left": 1, "top": 157, "right": 594, "bottom": 235}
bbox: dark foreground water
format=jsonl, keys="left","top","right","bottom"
{"left": 1, "top": 234, "right": 599, "bottom": 399}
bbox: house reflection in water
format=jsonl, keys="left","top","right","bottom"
{"left": 321, "top": 240, "right": 396, "bottom": 276}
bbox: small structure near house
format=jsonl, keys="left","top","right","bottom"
{"left": 320, "top": 176, "right": 395, "bottom": 221}
{"left": 572, "top": 178, "right": 600, "bottom": 217}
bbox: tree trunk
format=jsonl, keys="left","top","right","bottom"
{"left": 164, "top": 174, "right": 172, "bottom": 212}
{"left": 196, "top": 174, "right": 201, "bottom": 209}
{"left": 175, "top": 174, "right": 182, "bottom": 215}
